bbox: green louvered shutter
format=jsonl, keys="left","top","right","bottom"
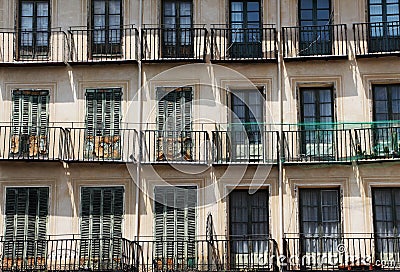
{"left": 80, "top": 187, "right": 124, "bottom": 260}
{"left": 154, "top": 186, "right": 197, "bottom": 267}
{"left": 4, "top": 187, "right": 49, "bottom": 257}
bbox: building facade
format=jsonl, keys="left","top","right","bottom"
{"left": 0, "top": 0, "right": 399, "bottom": 271}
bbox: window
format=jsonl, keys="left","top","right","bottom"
{"left": 229, "top": 190, "right": 269, "bottom": 269}
{"left": 230, "top": 0, "right": 262, "bottom": 58}
{"left": 300, "top": 87, "right": 334, "bottom": 159}
{"left": 299, "top": 189, "right": 341, "bottom": 255}
{"left": 162, "top": 0, "right": 193, "bottom": 58}
{"left": 298, "top": 0, "right": 332, "bottom": 55}
{"left": 91, "top": 0, "right": 122, "bottom": 55}
{"left": 11, "top": 89, "right": 49, "bottom": 157}
{"left": 85, "top": 88, "right": 122, "bottom": 160}
{"left": 372, "top": 188, "right": 400, "bottom": 261}
{"left": 156, "top": 87, "right": 192, "bottom": 161}
{"left": 80, "top": 187, "right": 124, "bottom": 264}
{"left": 230, "top": 89, "right": 264, "bottom": 162}
{"left": 368, "top": 0, "right": 400, "bottom": 52}
{"left": 154, "top": 186, "right": 197, "bottom": 270}
{"left": 4, "top": 187, "right": 49, "bottom": 259}
{"left": 19, "top": 0, "right": 50, "bottom": 58}
{"left": 372, "top": 84, "right": 400, "bottom": 155}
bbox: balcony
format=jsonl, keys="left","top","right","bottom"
{"left": 212, "top": 129, "right": 279, "bottom": 164}
{"left": 141, "top": 130, "right": 210, "bottom": 164}
{"left": 0, "top": 28, "right": 68, "bottom": 66}
{"left": 0, "top": 126, "right": 66, "bottom": 161}
{"left": 282, "top": 125, "right": 354, "bottom": 163}
{"left": 68, "top": 25, "right": 139, "bottom": 64}
{"left": 141, "top": 25, "right": 207, "bottom": 62}
{"left": 64, "top": 128, "right": 137, "bottom": 163}
{"left": 354, "top": 21, "right": 400, "bottom": 57}
{"left": 282, "top": 24, "right": 348, "bottom": 60}
{"left": 211, "top": 25, "right": 277, "bottom": 62}
{"left": 353, "top": 122, "right": 400, "bottom": 161}
{"left": 137, "top": 235, "right": 278, "bottom": 272}
{"left": 0, "top": 236, "right": 139, "bottom": 271}
{"left": 284, "top": 233, "right": 400, "bottom": 271}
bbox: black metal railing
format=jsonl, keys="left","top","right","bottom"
{"left": 0, "top": 28, "right": 68, "bottom": 64}
{"left": 354, "top": 21, "right": 400, "bottom": 56}
{"left": 212, "top": 130, "right": 279, "bottom": 164}
{"left": 141, "top": 130, "right": 210, "bottom": 164}
{"left": 137, "top": 235, "right": 278, "bottom": 272}
{"left": 142, "top": 26, "right": 207, "bottom": 61}
{"left": 69, "top": 25, "right": 138, "bottom": 63}
{"left": 211, "top": 26, "right": 277, "bottom": 61}
{"left": 0, "top": 236, "right": 139, "bottom": 271}
{"left": 64, "top": 128, "right": 137, "bottom": 162}
{"left": 284, "top": 233, "right": 400, "bottom": 271}
{"left": 0, "top": 126, "right": 66, "bottom": 160}
{"left": 282, "top": 24, "right": 348, "bottom": 59}
{"left": 282, "top": 126, "right": 354, "bottom": 163}
{"left": 354, "top": 124, "right": 400, "bottom": 160}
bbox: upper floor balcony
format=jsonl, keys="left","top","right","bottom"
{"left": 68, "top": 25, "right": 139, "bottom": 64}
{"left": 141, "top": 25, "right": 207, "bottom": 62}
{"left": 210, "top": 25, "right": 277, "bottom": 62}
{"left": 353, "top": 21, "right": 400, "bottom": 57}
{"left": 140, "top": 130, "right": 210, "bottom": 164}
{"left": 282, "top": 24, "right": 348, "bottom": 60}
{"left": 212, "top": 125, "right": 279, "bottom": 164}
{"left": 0, "top": 125, "right": 66, "bottom": 161}
{"left": 0, "top": 28, "right": 68, "bottom": 66}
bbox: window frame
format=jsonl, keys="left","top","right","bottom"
{"left": 18, "top": 0, "right": 51, "bottom": 58}
{"left": 372, "top": 83, "right": 400, "bottom": 122}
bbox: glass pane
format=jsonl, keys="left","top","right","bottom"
{"left": 37, "top": 3, "right": 49, "bottom": 16}
{"left": 37, "top": 17, "right": 48, "bottom": 30}
{"left": 374, "top": 86, "right": 388, "bottom": 100}
{"left": 231, "top": 13, "right": 243, "bottom": 23}
{"left": 180, "top": 2, "right": 191, "bottom": 16}
{"left": 231, "top": 2, "right": 244, "bottom": 12}
{"left": 317, "top": 10, "right": 330, "bottom": 20}
{"left": 22, "top": 2, "right": 34, "bottom": 16}
{"left": 248, "top": 12, "right": 260, "bottom": 22}
{"left": 94, "top": 15, "right": 106, "bottom": 28}
{"left": 370, "top": 0, "right": 383, "bottom": 4}
{"left": 370, "top": 5, "right": 383, "bottom": 16}
{"left": 248, "top": 2, "right": 260, "bottom": 12}
{"left": 319, "top": 89, "right": 332, "bottom": 102}
{"left": 109, "top": 15, "right": 120, "bottom": 27}
{"left": 164, "top": 2, "right": 175, "bottom": 16}
{"left": 36, "top": 32, "right": 48, "bottom": 46}
{"left": 301, "top": 0, "right": 313, "bottom": 9}
{"left": 94, "top": 0, "right": 106, "bottom": 14}
{"left": 21, "top": 17, "right": 33, "bottom": 30}
{"left": 109, "top": 0, "right": 121, "bottom": 14}
{"left": 317, "top": 0, "right": 330, "bottom": 8}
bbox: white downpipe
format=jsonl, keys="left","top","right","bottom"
{"left": 135, "top": 0, "right": 143, "bottom": 241}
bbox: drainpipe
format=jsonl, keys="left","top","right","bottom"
{"left": 135, "top": 0, "right": 143, "bottom": 241}
{"left": 277, "top": 0, "right": 285, "bottom": 260}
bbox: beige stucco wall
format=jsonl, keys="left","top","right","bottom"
{"left": 0, "top": 0, "right": 398, "bottom": 257}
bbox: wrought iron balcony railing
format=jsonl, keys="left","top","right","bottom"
{"left": 141, "top": 130, "right": 210, "bottom": 164}
{"left": 282, "top": 126, "right": 354, "bottom": 163}
{"left": 68, "top": 25, "right": 139, "bottom": 63}
{"left": 0, "top": 126, "right": 66, "bottom": 161}
{"left": 284, "top": 233, "right": 400, "bottom": 271}
{"left": 211, "top": 25, "right": 277, "bottom": 61}
{"left": 282, "top": 24, "right": 348, "bottom": 59}
{"left": 354, "top": 21, "right": 400, "bottom": 56}
{"left": 212, "top": 130, "right": 279, "bottom": 164}
{"left": 354, "top": 123, "right": 400, "bottom": 160}
{"left": 0, "top": 236, "right": 139, "bottom": 271}
{"left": 137, "top": 235, "right": 278, "bottom": 272}
{"left": 64, "top": 128, "right": 137, "bottom": 162}
{"left": 0, "top": 28, "right": 68, "bottom": 64}
{"left": 141, "top": 26, "right": 207, "bottom": 62}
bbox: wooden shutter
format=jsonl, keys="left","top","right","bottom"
{"left": 4, "top": 187, "right": 49, "bottom": 256}
{"left": 157, "top": 88, "right": 192, "bottom": 132}
{"left": 86, "top": 89, "right": 122, "bottom": 136}
{"left": 154, "top": 186, "right": 197, "bottom": 258}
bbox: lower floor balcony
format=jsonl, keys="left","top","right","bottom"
{"left": 284, "top": 233, "right": 400, "bottom": 271}
{"left": 0, "top": 236, "right": 139, "bottom": 271}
